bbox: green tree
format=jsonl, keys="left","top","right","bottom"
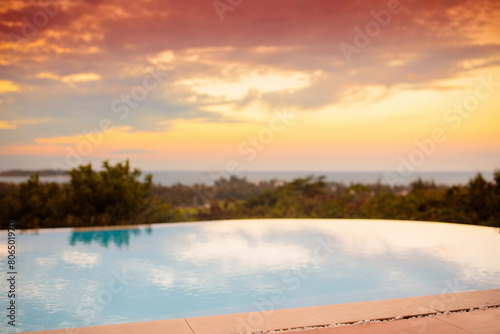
{"left": 467, "top": 173, "right": 492, "bottom": 224}
{"left": 0, "top": 160, "right": 174, "bottom": 229}
{"left": 67, "top": 160, "right": 153, "bottom": 226}
{"left": 3, "top": 174, "right": 65, "bottom": 229}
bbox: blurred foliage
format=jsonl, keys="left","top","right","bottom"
{"left": 0, "top": 160, "right": 183, "bottom": 229}
{"left": 1, "top": 162, "right": 499, "bottom": 229}
{"left": 191, "top": 172, "right": 500, "bottom": 228}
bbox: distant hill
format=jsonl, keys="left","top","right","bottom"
{"left": 0, "top": 169, "right": 69, "bottom": 177}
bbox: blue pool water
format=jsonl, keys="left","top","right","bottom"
{"left": 1, "top": 219, "right": 500, "bottom": 333}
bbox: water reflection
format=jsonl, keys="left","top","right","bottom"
{"left": 147, "top": 220, "right": 500, "bottom": 296}
{"left": 2, "top": 219, "right": 499, "bottom": 333}
{"left": 69, "top": 227, "right": 152, "bottom": 247}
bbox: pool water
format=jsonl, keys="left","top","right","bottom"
{"left": 1, "top": 219, "right": 500, "bottom": 332}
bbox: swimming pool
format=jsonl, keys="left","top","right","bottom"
{"left": 1, "top": 219, "right": 499, "bottom": 333}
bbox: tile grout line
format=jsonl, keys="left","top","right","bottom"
{"left": 432, "top": 317, "right": 476, "bottom": 334}
{"left": 185, "top": 318, "right": 197, "bottom": 334}
{"left": 405, "top": 297, "right": 441, "bottom": 313}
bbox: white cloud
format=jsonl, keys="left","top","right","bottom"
{"left": 36, "top": 72, "right": 60, "bottom": 80}
{"left": 61, "top": 73, "right": 101, "bottom": 83}
{"left": 311, "top": 219, "right": 500, "bottom": 276}
{"left": 148, "top": 50, "right": 175, "bottom": 64}
{"left": 0, "top": 80, "right": 20, "bottom": 93}
{"left": 61, "top": 250, "right": 101, "bottom": 268}
{"left": 149, "top": 266, "right": 175, "bottom": 289}
{"left": 0, "top": 118, "right": 51, "bottom": 130}
{"left": 175, "top": 225, "right": 313, "bottom": 273}
{"left": 36, "top": 257, "right": 59, "bottom": 267}
{"left": 178, "top": 70, "right": 312, "bottom": 101}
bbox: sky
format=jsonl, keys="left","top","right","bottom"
{"left": 0, "top": 0, "right": 499, "bottom": 173}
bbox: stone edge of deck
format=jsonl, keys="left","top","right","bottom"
{"left": 19, "top": 289, "right": 500, "bottom": 334}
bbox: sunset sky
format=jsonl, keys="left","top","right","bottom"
{"left": 0, "top": 0, "right": 499, "bottom": 173}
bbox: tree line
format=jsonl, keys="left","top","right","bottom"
{"left": 1, "top": 160, "right": 499, "bottom": 229}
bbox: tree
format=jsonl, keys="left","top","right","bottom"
{"left": 67, "top": 160, "right": 153, "bottom": 226}
{"left": 0, "top": 160, "right": 169, "bottom": 229}
{"left": 467, "top": 173, "right": 492, "bottom": 224}
{"left": 2, "top": 174, "right": 65, "bottom": 229}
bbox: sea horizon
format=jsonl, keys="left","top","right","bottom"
{"left": 0, "top": 170, "right": 494, "bottom": 187}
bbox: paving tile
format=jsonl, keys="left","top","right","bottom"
{"left": 41, "top": 318, "right": 194, "bottom": 334}
{"left": 410, "top": 289, "right": 500, "bottom": 312}
{"left": 185, "top": 313, "right": 246, "bottom": 334}
{"left": 304, "top": 298, "right": 435, "bottom": 324}
{"left": 303, "top": 317, "right": 471, "bottom": 334}
{"left": 186, "top": 307, "right": 325, "bottom": 334}
{"left": 289, "top": 330, "right": 321, "bottom": 334}
{"left": 435, "top": 308, "right": 500, "bottom": 334}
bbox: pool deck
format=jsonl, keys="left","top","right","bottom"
{"left": 21, "top": 289, "right": 500, "bottom": 334}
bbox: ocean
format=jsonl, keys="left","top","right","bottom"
{"left": 0, "top": 170, "right": 493, "bottom": 187}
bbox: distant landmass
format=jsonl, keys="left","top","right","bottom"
{"left": 0, "top": 169, "right": 69, "bottom": 177}
{"left": 0, "top": 170, "right": 491, "bottom": 186}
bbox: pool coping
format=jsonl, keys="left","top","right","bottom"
{"left": 19, "top": 288, "right": 500, "bottom": 334}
